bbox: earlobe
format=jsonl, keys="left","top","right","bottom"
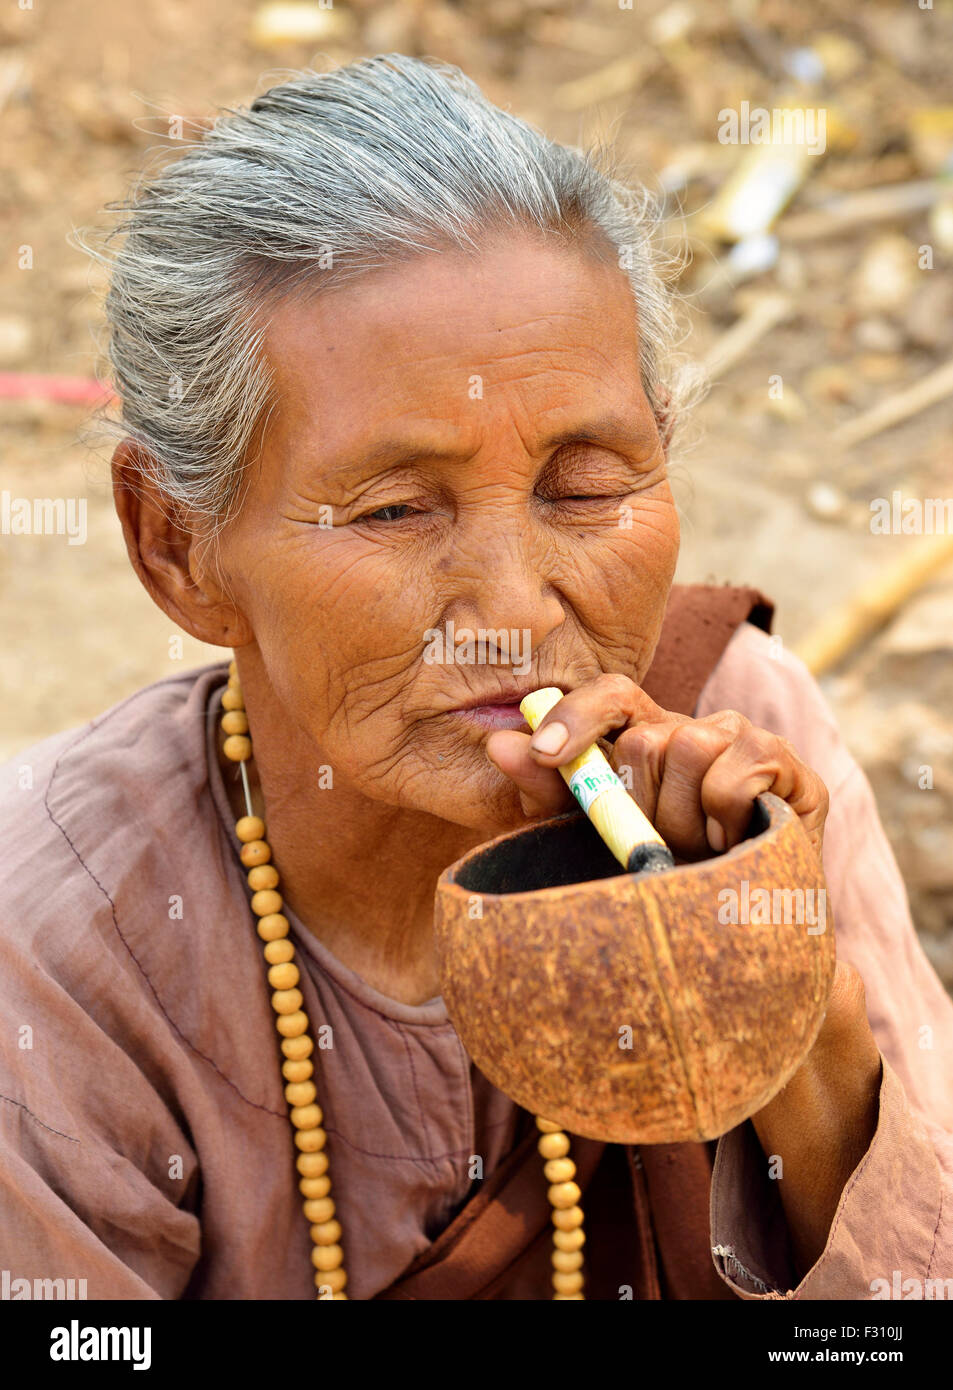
{"left": 111, "top": 438, "right": 253, "bottom": 647}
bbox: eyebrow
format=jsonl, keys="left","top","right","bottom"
{"left": 323, "top": 411, "right": 659, "bottom": 479}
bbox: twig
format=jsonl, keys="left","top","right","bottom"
{"left": 831, "top": 356, "right": 953, "bottom": 449}
{"left": 793, "top": 531, "right": 953, "bottom": 675}
{"left": 553, "top": 53, "right": 659, "bottom": 112}
{"left": 777, "top": 180, "right": 945, "bottom": 242}
{"left": 701, "top": 294, "right": 793, "bottom": 378}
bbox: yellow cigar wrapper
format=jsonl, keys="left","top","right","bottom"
{"left": 519, "top": 687, "right": 668, "bottom": 872}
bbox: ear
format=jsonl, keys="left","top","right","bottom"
{"left": 112, "top": 439, "right": 253, "bottom": 647}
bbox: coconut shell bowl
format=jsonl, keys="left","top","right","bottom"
{"left": 434, "top": 792, "right": 835, "bottom": 1145}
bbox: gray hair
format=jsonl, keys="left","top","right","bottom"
{"left": 74, "top": 53, "right": 696, "bottom": 528}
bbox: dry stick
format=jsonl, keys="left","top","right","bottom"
{"left": 831, "top": 356, "right": 953, "bottom": 449}
{"left": 553, "top": 53, "right": 659, "bottom": 111}
{"left": 702, "top": 293, "right": 793, "bottom": 378}
{"left": 793, "top": 531, "right": 953, "bottom": 676}
{"left": 776, "top": 180, "right": 945, "bottom": 242}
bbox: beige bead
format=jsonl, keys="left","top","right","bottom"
{"left": 544, "top": 1157, "right": 576, "bottom": 1185}
{"left": 552, "top": 1249, "right": 584, "bottom": 1273}
{"left": 552, "top": 1270, "right": 584, "bottom": 1295}
{"left": 310, "top": 1219, "right": 342, "bottom": 1247}
{"left": 283, "top": 1058, "right": 313, "bottom": 1083}
{"left": 293, "top": 1112, "right": 326, "bottom": 1145}
{"left": 310, "top": 1244, "right": 343, "bottom": 1273}
{"left": 303, "top": 1197, "right": 335, "bottom": 1224}
{"left": 536, "top": 1117, "right": 563, "bottom": 1134}
{"left": 272, "top": 987, "right": 304, "bottom": 1015}
{"left": 268, "top": 961, "right": 299, "bottom": 990}
{"left": 285, "top": 1079, "right": 316, "bottom": 1107}
{"left": 296, "top": 1151, "right": 329, "bottom": 1179}
{"left": 252, "top": 889, "right": 283, "bottom": 917}
{"left": 223, "top": 735, "right": 251, "bottom": 762}
{"left": 227, "top": 658, "right": 238, "bottom": 676}
{"left": 221, "top": 710, "right": 249, "bottom": 736}
{"left": 275, "top": 1009, "right": 309, "bottom": 1038}
{"left": 294, "top": 1126, "right": 327, "bottom": 1153}
{"left": 221, "top": 687, "right": 244, "bottom": 712}
{"left": 553, "top": 1292, "right": 584, "bottom": 1300}
{"left": 538, "top": 1132, "right": 570, "bottom": 1160}
{"left": 281, "top": 1033, "right": 313, "bottom": 1060}
{"left": 548, "top": 1181, "right": 581, "bottom": 1210}
{"left": 236, "top": 815, "right": 265, "bottom": 843}
{"left": 265, "top": 939, "right": 295, "bottom": 965}
{"left": 299, "top": 1174, "right": 331, "bottom": 1200}
{"left": 551, "top": 1204, "right": 585, "bottom": 1231}
{"left": 251, "top": 865, "right": 280, "bottom": 893}
{"left": 314, "top": 1266, "right": 346, "bottom": 1294}
{"left": 553, "top": 1226, "right": 586, "bottom": 1252}
{"left": 258, "top": 913, "right": 290, "bottom": 942}
{"left": 240, "top": 840, "right": 272, "bottom": 868}
{"left": 290, "top": 1101, "right": 323, "bottom": 1128}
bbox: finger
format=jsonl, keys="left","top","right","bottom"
{"left": 652, "top": 721, "right": 736, "bottom": 857}
{"left": 484, "top": 729, "right": 575, "bottom": 819}
{"left": 609, "top": 723, "right": 672, "bottom": 827}
{"left": 527, "top": 673, "right": 679, "bottom": 766}
{"left": 699, "top": 725, "right": 828, "bottom": 851}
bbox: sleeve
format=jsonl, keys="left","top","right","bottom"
{"left": 695, "top": 623, "right": 953, "bottom": 1300}
{"left": 0, "top": 925, "right": 202, "bottom": 1300}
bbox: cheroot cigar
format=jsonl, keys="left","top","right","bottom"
{"left": 519, "top": 687, "right": 675, "bottom": 876}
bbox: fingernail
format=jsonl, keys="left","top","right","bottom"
{"left": 706, "top": 816, "right": 726, "bottom": 853}
{"left": 531, "top": 721, "right": 569, "bottom": 755}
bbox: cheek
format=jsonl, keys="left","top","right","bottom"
{"left": 240, "top": 536, "right": 437, "bottom": 722}
{"left": 555, "top": 493, "right": 679, "bottom": 632}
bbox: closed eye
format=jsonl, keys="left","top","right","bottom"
{"left": 359, "top": 504, "right": 422, "bottom": 522}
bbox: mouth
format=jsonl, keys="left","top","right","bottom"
{"left": 446, "top": 684, "right": 559, "bottom": 732}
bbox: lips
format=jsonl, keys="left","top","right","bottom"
{"left": 450, "top": 686, "right": 543, "bottom": 711}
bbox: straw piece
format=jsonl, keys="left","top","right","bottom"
{"left": 793, "top": 531, "right": 953, "bottom": 675}
{"left": 831, "top": 356, "right": 953, "bottom": 449}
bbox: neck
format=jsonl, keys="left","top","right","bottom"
{"left": 216, "top": 677, "right": 483, "bottom": 1007}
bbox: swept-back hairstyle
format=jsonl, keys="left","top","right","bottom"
{"left": 75, "top": 53, "right": 696, "bottom": 528}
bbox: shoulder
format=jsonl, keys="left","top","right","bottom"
{"left": 0, "top": 662, "right": 229, "bottom": 989}
{"left": 0, "top": 659, "right": 284, "bottom": 1121}
{"left": 0, "top": 661, "right": 228, "bottom": 860}
{"left": 695, "top": 621, "right": 857, "bottom": 796}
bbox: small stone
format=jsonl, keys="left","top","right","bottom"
{"left": 249, "top": 2, "right": 353, "bottom": 48}
{"left": 904, "top": 279, "right": 953, "bottom": 353}
{"left": 851, "top": 235, "right": 918, "bottom": 315}
{"left": 803, "top": 364, "right": 853, "bottom": 404}
{"left": 854, "top": 316, "right": 903, "bottom": 355}
{"left": 0, "top": 314, "right": 32, "bottom": 366}
{"left": 805, "top": 481, "right": 847, "bottom": 522}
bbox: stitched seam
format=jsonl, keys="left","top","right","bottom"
{"left": 711, "top": 1244, "right": 773, "bottom": 1293}
{"left": 388, "top": 1021, "right": 434, "bottom": 1173}
{"left": 43, "top": 688, "right": 284, "bottom": 1119}
{"left": 926, "top": 1185, "right": 944, "bottom": 1279}
{"left": 290, "top": 935, "right": 456, "bottom": 1031}
{"left": 0, "top": 1093, "right": 80, "bottom": 1144}
{"left": 454, "top": 1031, "right": 475, "bottom": 1156}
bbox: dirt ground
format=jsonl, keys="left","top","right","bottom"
{"left": 1, "top": 0, "right": 952, "bottom": 988}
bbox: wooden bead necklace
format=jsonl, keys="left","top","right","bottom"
{"left": 219, "top": 663, "right": 587, "bottom": 1299}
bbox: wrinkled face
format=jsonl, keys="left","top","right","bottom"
{"left": 215, "top": 229, "right": 679, "bottom": 832}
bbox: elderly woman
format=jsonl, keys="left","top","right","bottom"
{"left": 1, "top": 54, "right": 951, "bottom": 1304}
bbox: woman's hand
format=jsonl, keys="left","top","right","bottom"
{"left": 484, "top": 672, "right": 829, "bottom": 862}
{"left": 487, "top": 674, "right": 883, "bottom": 1284}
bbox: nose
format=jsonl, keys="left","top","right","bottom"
{"left": 441, "top": 511, "right": 565, "bottom": 661}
